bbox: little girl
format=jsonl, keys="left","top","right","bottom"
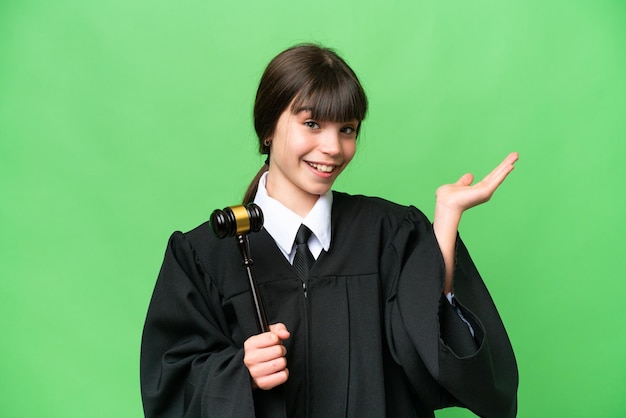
{"left": 141, "top": 44, "right": 519, "bottom": 417}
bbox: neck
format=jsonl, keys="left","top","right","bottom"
{"left": 265, "top": 181, "right": 320, "bottom": 218}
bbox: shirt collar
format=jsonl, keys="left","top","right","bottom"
{"left": 253, "top": 172, "right": 332, "bottom": 257}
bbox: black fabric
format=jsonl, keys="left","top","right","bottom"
{"left": 140, "top": 192, "right": 518, "bottom": 417}
{"left": 293, "top": 224, "right": 314, "bottom": 283}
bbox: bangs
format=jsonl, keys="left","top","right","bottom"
{"left": 289, "top": 70, "right": 367, "bottom": 123}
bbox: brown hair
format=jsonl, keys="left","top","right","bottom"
{"left": 242, "top": 44, "right": 368, "bottom": 203}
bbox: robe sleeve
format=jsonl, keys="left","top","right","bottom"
{"left": 384, "top": 207, "right": 518, "bottom": 418}
{"left": 140, "top": 232, "right": 256, "bottom": 418}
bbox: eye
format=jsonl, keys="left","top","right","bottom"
{"left": 304, "top": 120, "right": 320, "bottom": 129}
{"left": 341, "top": 125, "right": 357, "bottom": 135}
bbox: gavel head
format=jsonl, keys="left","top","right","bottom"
{"left": 210, "top": 203, "right": 264, "bottom": 239}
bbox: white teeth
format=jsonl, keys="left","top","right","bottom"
{"left": 308, "top": 162, "right": 335, "bottom": 173}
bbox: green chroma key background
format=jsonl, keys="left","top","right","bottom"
{"left": 1, "top": 0, "right": 625, "bottom": 416}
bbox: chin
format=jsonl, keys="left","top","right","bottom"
{"left": 305, "top": 184, "right": 333, "bottom": 196}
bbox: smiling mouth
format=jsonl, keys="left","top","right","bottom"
{"left": 307, "top": 162, "right": 337, "bottom": 173}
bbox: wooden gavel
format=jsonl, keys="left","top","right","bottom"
{"left": 210, "top": 203, "right": 269, "bottom": 333}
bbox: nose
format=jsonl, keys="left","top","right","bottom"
{"left": 318, "top": 130, "right": 341, "bottom": 156}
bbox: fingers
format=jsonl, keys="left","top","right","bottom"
{"left": 454, "top": 152, "right": 518, "bottom": 190}
{"left": 436, "top": 152, "right": 519, "bottom": 212}
{"left": 482, "top": 152, "right": 518, "bottom": 187}
{"left": 244, "top": 323, "right": 290, "bottom": 390}
{"left": 472, "top": 152, "right": 518, "bottom": 204}
{"left": 251, "top": 360, "right": 290, "bottom": 390}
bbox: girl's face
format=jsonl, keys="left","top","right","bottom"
{"left": 266, "top": 106, "right": 359, "bottom": 216}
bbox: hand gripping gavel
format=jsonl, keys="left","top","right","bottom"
{"left": 210, "top": 203, "right": 269, "bottom": 333}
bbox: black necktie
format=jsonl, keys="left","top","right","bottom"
{"left": 293, "top": 224, "right": 314, "bottom": 282}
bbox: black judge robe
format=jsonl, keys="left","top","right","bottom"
{"left": 140, "top": 192, "right": 518, "bottom": 417}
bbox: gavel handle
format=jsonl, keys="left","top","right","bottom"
{"left": 236, "top": 234, "right": 269, "bottom": 333}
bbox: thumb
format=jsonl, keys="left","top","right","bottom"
{"left": 269, "top": 323, "right": 291, "bottom": 339}
{"left": 455, "top": 173, "right": 474, "bottom": 186}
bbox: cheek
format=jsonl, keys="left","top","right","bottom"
{"left": 344, "top": 140, "right": 357, "bottom": 163}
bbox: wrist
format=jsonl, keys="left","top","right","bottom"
{"left": 433, "top": 205, "right": 462, "bottom": 232}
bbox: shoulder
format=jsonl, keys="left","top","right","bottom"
{"left": 332, "top": 190, "right": 406, "bottom": 213}
{"left": 164, "top": 221, "right": 216, "bottom": 253}
{"left": 183, "top": 220, "right": 215, "bottom": 246}
{"left": 158, "top": 220, "right": 256, "bottom": 298}
{"left": 332, "top": 191, "right": 430, "bottom": 225}
{"left": 330, "top": 191, "right": 434, "bottom": 250}
{"left": 162, "top": 220, "right": 238, "bottom": 272}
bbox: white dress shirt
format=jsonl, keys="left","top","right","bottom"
{"left": 253, "top": 172, "right": 331, "bottom": 264}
